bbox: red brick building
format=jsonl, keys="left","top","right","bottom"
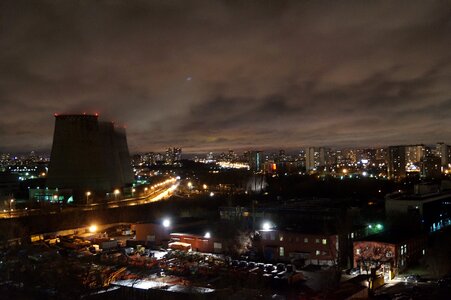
{"left": 257, "top": 229, "right": 339, "bottom": 266}
{"left": 353, "top": 231, "right": 427, "bottom": 279}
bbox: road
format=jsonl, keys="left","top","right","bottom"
{"left": 0, "top": 178, "right": 179, "bottom": 219}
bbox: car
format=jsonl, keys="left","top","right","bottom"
{"left": 405, "top": 274, "right": 420, "bottom": 283}
{"left": 264, "top": 264, "right": 275, "bottom": 273}
{"left": 238, "top": 260, "right": 248, "bottom": 268}
{"left": 437, "top": 278, "right": 451, "bottom": 288}
{"left": 346, "top": 268, "right": 360, "bottom": 275}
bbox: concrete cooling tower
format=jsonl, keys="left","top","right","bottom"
{"left": 46, "top": 114, "right": 133, "bottom": 202}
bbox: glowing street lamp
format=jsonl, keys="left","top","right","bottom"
{"left": 162, "top": 218, "right": 171, "bottom": 228}
{"left": 204, "top": 232, "right": 211, "bottom": 239}
{"left": 203, "top": 184, "right": 208, "bottom": 190}
{"left": 262, "top": 221, "right": 273, "bottom": 231}
{"left": 89, "top": 224, "right": 98, "bottom": 233}
{"left": 86, "top": 191, "right": 91, "bottom": 204}
{"left": 9, "top": 199, "right": 14, "bottom": 216}
{"left": 114, "top": 189, "right": 120, "bottom": 200}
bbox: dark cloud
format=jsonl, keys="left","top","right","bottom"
{"left": 1, "top": 0, "right": 451, "bottom": 153}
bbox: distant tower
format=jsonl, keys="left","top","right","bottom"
{"left": 388, "top": 145, "right": 406, "bottom": 180}
{"left": 249, "top": 151, "right": 262, "bottom": 172}
{"left": 47, "top": 114, "right": 133, "bottom": 202}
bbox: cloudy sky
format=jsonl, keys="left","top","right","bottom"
{"left": 1, "top": 0, "right": 451, "bottom": 153}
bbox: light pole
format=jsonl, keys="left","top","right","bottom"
{"left": 86, "top": 191, "right": 91, "bottom": 204}
{"left": 9, "top": 199, "right": 14, "bottom": 217}
{"left": 114, "top": 189, "right": 120, "bottom": 200}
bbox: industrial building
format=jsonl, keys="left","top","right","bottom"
{"left": 46, "top": 114, "right": 133, "bottom": 203}
{"left": 385, "top": 183, "right": 451, "bottom": 232}
{"left": 353, "top": 231, "right": 427, "bottom": 279}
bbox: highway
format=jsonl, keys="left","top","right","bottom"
{"left": 0, "top": 178, "right": 179, "bottom": 219}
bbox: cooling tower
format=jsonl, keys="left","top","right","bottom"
{"left": 47, "top": 114, "right": 133, "bottom": 202}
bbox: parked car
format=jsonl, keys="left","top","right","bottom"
{"left": 405, "top": 274, "right": 421, "bottom": 283}
{"left": 347, "top": 268, "right": 360, "bottom": 275}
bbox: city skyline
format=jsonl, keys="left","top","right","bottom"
{"left": 1, "top": 1, "right": 451, "bottom": 153}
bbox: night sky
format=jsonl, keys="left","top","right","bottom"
{"left": 1, "top": 1, "right": 451, "bottom": 153}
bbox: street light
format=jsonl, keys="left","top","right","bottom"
{"left": 86, "top": 191, "right": 91, "bottom": 204}
{"left": 203, "top": 184, "right": 208, "bottom": 190}
{"left": 89, "top": 224, "right": 97, "bottom": 233}
{"left": 162, "top": 218, "right": 171, "bottom": 228}
{"left": 262, "top": 221, "right": 272, "bottom": 231}
{"left": 9, "top": 199, "right": 14, "bottom": 216}
{"left": 114, "top": 189, "right": 120, "bottom": 200}
{"left": 204, "top": 232, "right": 211, "bottom": 239}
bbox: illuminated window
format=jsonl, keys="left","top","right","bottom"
{"left": 315, "top": 238, "right": 320, "bottom": 243}
{"left": 315, "top": 250, "right": 320, "bottom": 256}
{"left": 356, "top": 249, "right": 361, "bottom": 255}
{"left": 304, "top": 238, "right": 308, "bottom": 243}
{"left": 279, "top": 235, "right": 284, "bottom": 242}
{"left": 322, "top": 239, "right": 327, "bottom": 245}
{"left": 279, "top": 247, "right": 285, "bottom": 257}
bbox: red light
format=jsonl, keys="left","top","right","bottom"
{"left": 54, "top": 113, "right": 59, "bottom": 117}
{"left": 95, "top": 112, "right": 99, "bottom": 116}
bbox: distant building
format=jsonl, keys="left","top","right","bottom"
{"left": 47, "top": 114, "right": 133, "bottom": 203}
{"left": 248, "top": 151, "right": 262, "bottom": 172}
{"left": 385, "top": 183, "right": 451, "bottom": 232}
{"left": 388, "top": 145, "right": 429, "bottom": 180}
{"left": 388, "top": 146, "right": 406, "bottom": 180}
{"left": 435, "top": 142, "right": 450, "bottom": 168}
{"left": 305, "top": 147, "right": 327, "bottom": 171}
{"left": 421, "top": 155, "right": 441, "bottom": 179}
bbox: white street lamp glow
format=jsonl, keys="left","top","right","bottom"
{"left": 262, "top": 221, "right": 272, "bottom": 231}
{"left": 204, "top": 232, "right": 211, "bottom": 239}
{"left": 162, "top": 218, "right": 171, "bottom": 228}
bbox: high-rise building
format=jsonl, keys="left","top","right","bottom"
{"left": 47, "top": 114, "right": 133, "bottom": 202}
{"left": 249, "top": 151, "right": 262, "bottom": 172}
{"left": 435, "top": 142, "right": 450, "bottom": 167}
{"left": 304, "top": 147, "right": 327, "bottom": 171}
{"left": 388, "top": 146, "right": 406, "bottom": 180}
{"left": 421, "top": 155, "right": 441, "bottom": 179}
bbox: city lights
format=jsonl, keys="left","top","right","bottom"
{"left": 204, "top": 232, "right": 211, "bottom": 239}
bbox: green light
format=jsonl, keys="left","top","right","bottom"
{"left": 376, "top": 224, "right": 383, "bottom": 230}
